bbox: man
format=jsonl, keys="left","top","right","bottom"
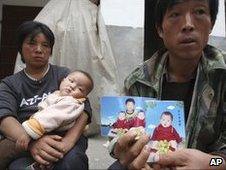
{"left": 108, "top": 0, "right": 226, "bottom": 169}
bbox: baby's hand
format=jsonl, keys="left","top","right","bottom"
{"left": 16, "top": 134, "right": 31, "bottom": 151}
{"left": 77, "top": 98, "right": 86, "bottom": 103}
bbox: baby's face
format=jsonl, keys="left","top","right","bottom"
{"left": 138, "top": 112, "right": 145, "bottom": 120}
{"left": 59, "top": 72, "right": 91, "bottom": 98}
{"left": 126, "top": 102, "right": 135, "bottom": 113}
{"left": 160, "top": 114, "right": 172, "bottom": 127}
{"left": 119, "top": 112, "right": 125, "bottom": 120}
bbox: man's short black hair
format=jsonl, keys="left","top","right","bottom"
{"left": 125, "top": 98, "right": 135, "bottom": 105}
{"left": 16, "top": 21, "right": 55, "bottom": 63}
{"left": 155, "top": 0, "right": 219, "bottom": 28}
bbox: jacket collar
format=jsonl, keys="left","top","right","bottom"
{"left": 125, "top": 45, "right": 226, "bottom": 93}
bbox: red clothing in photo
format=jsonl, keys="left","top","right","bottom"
{"left": 134, "top": 116, "right": 145, "bottom": 127}
{"left": 113, "top": 111, "right": 145, "bottom": 130}
{"left": 112, "top": 118, "right": 126, "bottom": 129}
{"left": 150, "top": 124, "right": 182, "bottom": 143}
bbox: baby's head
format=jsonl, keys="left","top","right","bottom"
{"left": 118, "top": 111, "right": 126, "bottom": 120}
{"left": 59, "top": 70, "right": 94, "bottom": 99}
{"left": 137, "top": 110, "right": 145, "bottom": 120}
{"left": 160, "top": 111, "right": 173, "bottom": 128}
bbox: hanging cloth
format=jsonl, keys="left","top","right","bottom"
{"left": 14, "top": 0, "right": 121, "bottom": 125}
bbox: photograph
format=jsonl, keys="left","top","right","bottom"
{"left": 101, "top": 96, "right": 147, "bottom": 138}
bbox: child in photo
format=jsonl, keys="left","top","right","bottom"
{"left": 110, "top": 98, "right": 145, "bottom": 137}
{"left": 149, "top": 111, "right": 182, "bottom": 153}
{"left": 112, "top": 111, "right": 127, "bottom": 129}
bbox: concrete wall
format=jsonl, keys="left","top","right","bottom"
{"left": 101, "top": 0, "right": 144, "bottom": 88}
{"left": 106, "top": 26, "right": 144, "bottom": 88}
{"left": 211, "top": 0, "right": 225, "bottom": 37}
{"left": 209, "top": 36, "right": 226, "bottom": 51}
{"left": 209, "top": 0, "right": 226, "bottom": 51}
{"left": 101, "top": 0, "right": 144, "bottom": 28}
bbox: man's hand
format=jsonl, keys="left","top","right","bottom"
{"left": 156, "top": 149, "right": 226, "bottom": 170}
{"left": 29, "top": 135, "right": 64, "bottom": 166}
{"left": 114, "top": 130, "right": 150, "bottom": 170}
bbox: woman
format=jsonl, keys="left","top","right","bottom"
{"left": 0, "top": 21, "right": 91, "bottom": 170}
{"left": 14, "top": 0, "right": 117, "bottom": 137}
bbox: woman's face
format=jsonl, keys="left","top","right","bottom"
{"left": 22, "top": 33, "right": 52, "bottom": 69}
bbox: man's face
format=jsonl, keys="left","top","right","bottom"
{"left": 157, "top": 0, "right": 212, "bottom": 60}
{"left": 126, "top": 102, "right": 135, "bottom": 113}
{"left": 160, "top": 114, "right": 172, "bottom": 128}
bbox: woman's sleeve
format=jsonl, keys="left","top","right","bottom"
{"left": 83, "top": 99, "right": 92, "bottom": 124}
{"left": 0, "top": 81, "right": 18, "bottom": 120}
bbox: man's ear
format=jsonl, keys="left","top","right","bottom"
{"left": 156, "top": 25, "right": 163, "bottom": 39}
{"left": 209, "top": 23, "right": 215, "bottom": 34}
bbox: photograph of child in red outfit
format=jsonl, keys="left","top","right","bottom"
{"left": 111, "top": 98, "right": 145, "bottom": 137}
{"left": 150, "top": 111, "right": 182, "bottom": 153}
{"left": 100, "top": 97, "right": 146, "bottom": 138}
{"left": 112, "top": 98, "right": 145, "bottom": 129}
{"left": 101, "top": 98, "right": 185, "bottom": 150}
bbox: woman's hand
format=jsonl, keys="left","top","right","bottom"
{"left": 113, "top": 130, "right": 150, "bottom": 170}
{"left": 156, "top": 149, "right": 226, "bottom": 170}
{"left": 15, "top": 133, "right": 31, "bottom": 151}
{"left": 29, "top": 135, "right": 65, "bottom": 165}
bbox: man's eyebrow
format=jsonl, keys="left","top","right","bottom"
{"left": 167, "top": 2, "right": 182, "bottom": 10}
{"left": 168, "top": 0, "right": 208, "bottom": 10}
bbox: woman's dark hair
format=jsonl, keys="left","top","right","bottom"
{"left": 16, "top": 21, "right": 55, "bottom": 63}
{"left": 155, "top": 0, "right": 219, "bottom": 28}
{"left": 125, "top": 98, "right": 135, "bottom": 105}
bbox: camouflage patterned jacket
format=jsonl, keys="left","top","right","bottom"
{"left": 124, "top": 45, "right": 226, "bottom": 155}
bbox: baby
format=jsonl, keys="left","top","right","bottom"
{"left": 150, "top": 111, "right": 182, "bottom": 153}
{"left": 112, "top": 111, "right": 127, "bottom": 129}
{"left": 17, "top": 70, "right": 94, "bottom": 151}
{"left": 111, "top": 109, "right": 146, "bottom": 138}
